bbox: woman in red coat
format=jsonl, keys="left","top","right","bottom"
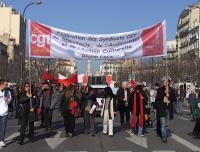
{"left": 130, "top": 85, "right": 145, "bottom": 136}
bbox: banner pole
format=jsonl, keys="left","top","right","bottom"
{"left": 165, "top": 55, "right": 169, "bottom": 89}
{"left": 29, "top": 56, "right": 33, "bottom": 108}
{"left": 165, "top": 57, "right": 168, "bottom": 78}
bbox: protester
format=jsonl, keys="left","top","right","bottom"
{"left": 151, "top": 83, "right": 161, "bottom": 136}
{"left": 38, "top": 81, "right": 53, "bottom": 133}
{"left": 111, "top": 83, "right": 119, "bottom": 112}
{"left": 149, "top": 106, "right": 156, "bottom": 128}
{"left": 37, "top": 84, "right": 43, "bottom": 127}
{"left": 12, "top": 85, "right": 20, "bottom": 120}
{"left": 176, "top": 85, "right": 185, "bottom": 115}
{"left": 154, "top": 78, "right": 174, "bottom": 143}
{"left": 116, "top": 81, "right": 131, "bottom": 129}
{"left": 18, "top": 83, "right": 39, "bottom": 145}
{"left": 79, "top": 86, "right": 88, "bottom": 117}
{"left": 83, "top": 87, "right": 98, "bottom": 136}
{"left": 50, "top": 84, "right": 65, "bottom": 116}
{"left": 4, "top": 81, "right": 13, "bottom": 117}
{"left": 168, "top": 81, "right": 177, "bottom": 119}
{"left": 59, "top": 86, "right": 77, "bottom": 138}
{"left": 141, "top": 85, "right": 150, "bottom": 127}
{"left": 0, "top": 79, "right": 10, "bottom": 147}
{"left": 188, "top": 87, "right": 197, "bottom": 120}
{"left": 130, "top": 85, "right": 145, "bottom": 136}
{"left": 192, "top": 89, "right": 200, "bottom": 137}
{"left": 101, "top": 87, "right": 115, "bottom": 137}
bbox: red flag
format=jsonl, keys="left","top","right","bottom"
{"left": 41, "top": 71, "right": 78, "bottom": 87}
{"left": 57, "top": 74, "right": 78, "bottom": 87}
{"left": 41, "top": 71, "right": 57, "bottom": 81}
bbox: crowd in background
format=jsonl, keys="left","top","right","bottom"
{"left": 0, "top": 77, "right": 200, "bottom": 148}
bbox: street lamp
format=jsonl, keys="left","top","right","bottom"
{"left": 20, "top": 0, "right": 42, "bottom": 85}
{"left": 23, "top": 1, "right": 42, "bottom": 17}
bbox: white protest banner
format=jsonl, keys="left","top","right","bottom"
{"left": 29, "top": 20, "right": 166, "bottom": 59}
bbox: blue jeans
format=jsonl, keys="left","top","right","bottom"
{"left": 138, "top": 127, "right": 143, "bottom": 135}
{"left": 0, "top": 115, "right": 8, "bottom": 141}
{"left": 176, "top": 101, "right": 183, "bottom": 114}
{"left": 160, "top": 110, "right": 169, "bottom": 139}
{"left": 173, "top": 102, "right": 177, "bottom": 113}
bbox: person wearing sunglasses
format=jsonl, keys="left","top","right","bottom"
{"left": 18, "top": 83, "right": 39, "bottom": 145}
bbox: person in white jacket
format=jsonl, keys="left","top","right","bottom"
{"left": 101, "top": 87, "right": 115, "bottom": 136}
{"left": 0, "top": 79, "right": 11, "bottom": 147}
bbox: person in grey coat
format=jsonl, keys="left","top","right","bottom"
{"left": 39, "top": 82, "right": 65, "bottom": 132}
{"left": 38, "top": 81, "right": 53, "bottom": 132}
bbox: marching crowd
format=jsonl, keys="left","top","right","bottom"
{"left": 0, "top": 77, "right": 200, "bottom": 148}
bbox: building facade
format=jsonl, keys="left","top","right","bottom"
{"left": 176, "top": 2, "right": 200, "bottom": 82}
{"left": 166, "top": 40, "right": 177, "bottom": 59}
{"left": 176, "top": 3, "right": 200, "bottom": 59}
{"left": 0, "top": 3, "right": 24, "bottom": 83}
{"left": 0, "top": 41, "right": 8, "bottom": 79}
{"left": 100, "top": 61, "right": 123, "bottom": 81}
{"left": 56, "top": 59, "right": 77, "bottom": 77}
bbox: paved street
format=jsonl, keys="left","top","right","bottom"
{"left": 1, "top": 109, "right": 200, "bottom": 152}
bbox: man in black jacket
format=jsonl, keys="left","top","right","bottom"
{"left": 154, "top": 78, "right": 174, "bottom": 143}
{"left": 116, "top": 81, "right": 130, "bottom": 129}
{"left": 39, "top": 81, "right": 53, "bottom": 133}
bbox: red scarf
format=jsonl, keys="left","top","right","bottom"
{"left": 130, "top": 93, "right": 144, "bottom": 128}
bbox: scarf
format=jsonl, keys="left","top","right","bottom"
{"left": 130, "top": 93, "right": 144, "bottom": 128}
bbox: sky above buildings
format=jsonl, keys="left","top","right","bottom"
{"left": 3, "top": 0, "right": 197, "bottom": 74}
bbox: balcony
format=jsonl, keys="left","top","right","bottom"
{"left": 178, "top": 20, "right": 189, "bottom": 29}
{"left": 190, "top": 36, "right": 198, "bottom": 43}
{"left": 168, "top": 48, "right": 176, "bottom": 53}
{"left": 180, "top": 41, "right": 189, "bottom": 48}
{"left": 178, "top": 30, "right": 189, "bottom": 38}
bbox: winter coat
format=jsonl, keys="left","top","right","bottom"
{"left": 101, "top": 97, "right": 114, "bottom": 120}
{"left": 154, "top": 86, "right": 174, "bottom": 118}
{"left": 82, "top": 93, "right": 98, "bottom": 111}
{"left": 18, "top": 92, "right": 39, "bottom": 122}
{"left": 39, "top": 88, "right": 53, "bottom": 109}
{"left": 50, "top": 89, "right": 64, "bottom": 110}
{"left": 116, "top": 87, "right": 130, "bottom": 111}
{"left": 130, "top": 92, "right": 145, "bottom": 116}
{"left": 59, "top": 96, "right": 72, "bottom": 117}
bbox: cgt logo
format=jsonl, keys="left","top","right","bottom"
{"left": 30, "top": 21, "right": 51, "bottom": 56}
{"left": 31, "top": 34, "right": 50, "bottom": 47}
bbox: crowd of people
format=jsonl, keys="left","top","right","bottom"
{"left": 0, "top": 77, "right": 200, "bottom": 148}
